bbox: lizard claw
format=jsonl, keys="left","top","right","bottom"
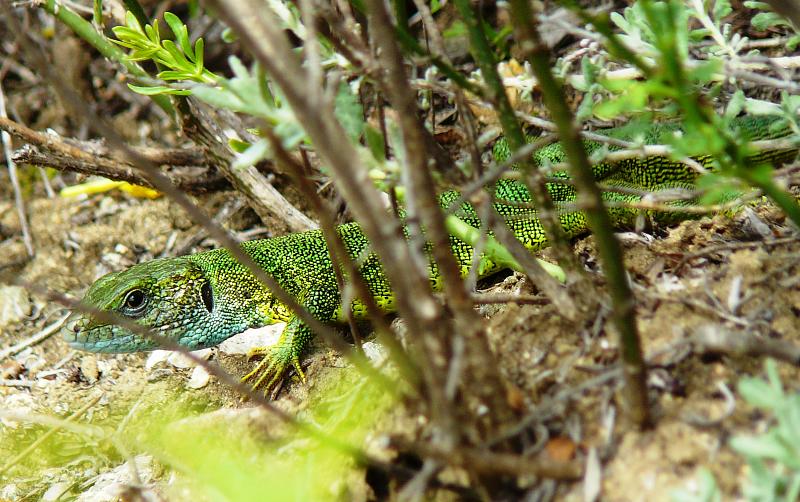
{"left": 242, "top": 344, "right": 305, "bottom": 397}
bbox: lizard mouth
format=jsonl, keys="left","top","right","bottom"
{"left": 61, "top": 314, "right": 143, "bottom": 353}
{"left": 61, "top": 314, "right": 84, "bottom": 344}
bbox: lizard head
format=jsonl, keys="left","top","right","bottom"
{"left": 63, "top": 256, "right": 245, "bottom": 352}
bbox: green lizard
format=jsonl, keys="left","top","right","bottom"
{"left": 63, "top": 116, "right": 797, "bottom": 393}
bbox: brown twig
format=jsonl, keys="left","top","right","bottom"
{"left": 367, "top": 0, "right": 518, "bottom": 440}
{"left": 393, "top": 437, "right": 583, "bottom": 480}
{"left": 13, "top": 146, "right": 227, "bottom": 194}
{"left": 471, "top": 293, "right": 549, "bottom": 305}
{"left": 693, "top": 324, "right": 800, "bottom": 367}
{"left": 1, "top": 116, "right": 227, "bottom": 193}
{"left": 0, "top": 82, "right": 34, "bottom": 257}
{"left": 0, "top": 313, "right": 70, "bottom": 362}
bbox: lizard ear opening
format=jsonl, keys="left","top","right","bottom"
{"left": 201, "top": 282, "right": 214, "bottom": 313}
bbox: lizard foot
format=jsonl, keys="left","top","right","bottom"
{"left": 242, "top": 344, "right": 306, "bottom": 397}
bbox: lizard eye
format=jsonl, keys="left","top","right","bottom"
{"left": 122, "top": 289, "right": 147, "bottom": 316}
{"left": 201, "top": 282, "right": 214, "bottom": 313}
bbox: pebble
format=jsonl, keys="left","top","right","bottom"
{"left": 0, "top": 285, "right": 31, "bottom": 331}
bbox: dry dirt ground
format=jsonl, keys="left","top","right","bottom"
{"left": 1, "top": 187, "right": 799, "bottom": 500}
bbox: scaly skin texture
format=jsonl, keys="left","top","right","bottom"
{"left": 63, "top": 116, "right": 798, "bottom": 393}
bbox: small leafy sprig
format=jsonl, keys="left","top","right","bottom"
{"left": 672, "top": 360, "right": 800, "bottom": 502}
{"left": 732, "top": 359, "right": 800, "bottom": 501}
{"left": 744, "top": 1, "right": 800, "bottom": 49}
{"left": 112, "top": 11, "right": 219, "bottom": 95}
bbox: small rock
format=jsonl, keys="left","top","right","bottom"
{"left": 76, "top": 455, "right": 159, "bottom": 502}
{"left": 0, "top": 285, "right": 31, "bottom": 330}
{"left": 186, "top": 366, "right": 211, "bottom": 389}
{"left": 361, "top": 341, "right": 388, "bottom": 366}
{"left": 41, "top": 481, "right": 71, "bottom": 501}
{"left": 1, "top": 360, "right": 24, "bottom": 379}
{"left": 79, "top": 356, "right": 100, "bottom": 383}
{"left": 0, "top": 393, "right": 37, "bottom": 428}
{"left": 167, "top": 348, "right": 213, "bottom": 369}
{"left": 145, "top": 350, "right": 171, "bottom": 370}
{"left": 218, "top": 324, "right": 284, "bottom": 355}
{"left": 0, "top": 482, "right": 20, "bottom": 500}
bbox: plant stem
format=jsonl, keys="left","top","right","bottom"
{"left": 510, "top": 0, "right": 651, "bottom": 428}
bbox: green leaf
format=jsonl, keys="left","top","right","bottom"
{"left": 112, "top": 26, "right": 144, "bottom": 43}
{"left": 192, "top": 85, "right": 246, "bottom": 110}
{"left": 609, "top": 11, "right": 631, "bottom": 33}
{"left": 164, "top": 12, "right": 192, "bottom": 57}
{"left": 593, "top": 82, "right": 648, "bottom": 120}
{"left": 160, "top": 40, "right": 188, "bottom": 68}
{"left": 232, "top": 139, "right": 271, "bottom": 170}
{"left": 194, "top": 38, "right": 205, "bottom": 73}
{"left": 144, "top": 21, "right": 161, "bottom": 46}
{"left": 364, "top": 125, "right": 386, "bottom": 161}
{"left": 713, "top": 0, "right": 733, "bottom": 20}
{"left": 576, "top": 56, "right": 598, "bottom": 92}
{"left": 696, "top": 172, "right": 740, "bottom": 205}
{"left": 443, "top": 20, "right": 468, "bottom": 39}
{"left": 229, "top": 56, "right": 249, "bottom": 81}
{"left": 751, "top": 11, "right": 786, "bottom": 30}
{"left": 156, "top": 70, "right": 191, "bottom": 81}
{"left": 127, "top": 84, "right": 190, "bottom": 96}
{"left": 688, "top": 59, "right": 722, "bottom": 85}
{"left": 228, "top": 138, "right": 252, "bottom": 153}
{"left": 334, "top": 83, "right": 365, "bottom": 142}
{"left": 125, "top": 10, "right": 143, "bottom": 32}
{"left": 730, "top": 433, "right": 793, "bottom": 462}
{"left": 738, "top": 375, "right": 782, "bottom": 409}
{"left": 221, "top": 27, "right": 238, "bottom": 43}
{"left": 725, "top": 90, "right": 745, "bottom": 120}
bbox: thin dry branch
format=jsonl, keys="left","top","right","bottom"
{"left": 0, "top": 116, "right": 226, "bottom": 193}
{"left": 0, "top": 83, "right": 33, "bottom": 257}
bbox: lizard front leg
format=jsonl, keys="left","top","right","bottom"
{"left": 242, "top": 284, "right": 338, "bottom": 396}
{"left": 242, "top": 316, "right": 315, "bottom": 396}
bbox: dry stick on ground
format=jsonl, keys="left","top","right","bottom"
{"left": 12, "top": 148, "right": 227, "bottom": 193}
{"left": 172, "top": 97, "right": 317, "bottom": 233}
{"left": 692, "top": 325, "right": 800, "bottom": 367}
{"left": 509, "top": 0, "right": 651, "bottom": 428}
{"left": 675, "top": 235, "right": 800, "bottom": 271}
{"left": 392, "top": 436, "right": 583, "bottom": 480}
{"left": 472, "top": 293, "right": 549, "bottom": 305}
{"left": 0, "top": 115, "right": 229, "bottom": 193}
{"left": 0, "top": 313, "right": 70, "bottom": 362}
